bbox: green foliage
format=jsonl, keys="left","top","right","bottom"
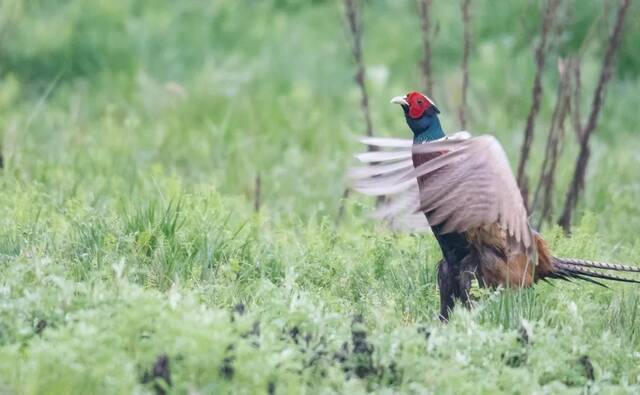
{"left": 1, "top": 0, "right": 640, "bottom": 393}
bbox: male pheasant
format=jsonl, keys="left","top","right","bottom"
{"left": 350, "top": 91, "right": 640, "bottom": 321}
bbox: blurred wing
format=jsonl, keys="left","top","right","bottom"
{"left": 408, "top": 135, "right": 532, "bottom": 248}
{"left": 349, "top": 132, "right": 471, "bottom": 233}
{"left": 349, "top": 137, "right": 428, "bottom": 232}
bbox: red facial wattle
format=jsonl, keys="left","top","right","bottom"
{"left": 406, "top": 92, "right": 432, "bottom": 119}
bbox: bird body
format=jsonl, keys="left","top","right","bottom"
{"left": 351, "top": 91, "right": 640, "bottom": 320}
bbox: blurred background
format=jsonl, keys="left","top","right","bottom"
{"left": 1, "top": 0, "right": 639, "bottom": 241}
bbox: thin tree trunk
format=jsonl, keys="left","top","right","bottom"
{"left": 338, "top": 0, "right": 378, "bottom": 225}
{"left": 458, "top": 0, "right": 471, "bottom": 130}
{"left": 570, "top": 59, "right": 584, "bottom": 142}
{"left": 417, "top": 0, "right": 434, "bottom": 94}
{"left": 516, "top": 0, "right": 561, "bottom": 209}
{"left": 344, "top": 0, "right": 374, "bottom": 141}
{"left": 335, "top": 188, "right": 351, "bottom": 225}
{"left": 558, "top": 0, "right": 630, "bottom": 232}
{"left": 254, "top": 174, "right": 261, "bottom": 213}
{"left": 532, "top": 58, "right": 573, "bottom": 228}
{"left": 532, "top": 59, "right": 566, "bottom": 215}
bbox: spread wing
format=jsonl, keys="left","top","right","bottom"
{"left": 349, "top": 132, "right": 470, "bottom": 233}
{"left": 407, "top": 135, "right": 532, "bottom": 248}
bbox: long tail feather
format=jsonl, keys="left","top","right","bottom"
{"left": 554, "top": 257, "right": 640, "bottom": 274}
{"left": 554, "top": 269, "right": 608, "bottom": 287}
{"left": 554, "top": 260, "right": 640, "bottom": 285}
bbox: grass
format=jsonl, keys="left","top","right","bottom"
{"left": 1, "top": 0, "right": 640, "bottom": 393}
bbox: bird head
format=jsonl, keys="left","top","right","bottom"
{"left": 391, "top": 91, "right": 444, "bottom": 142}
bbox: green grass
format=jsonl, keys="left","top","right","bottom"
{"left": 1, "top": 0, "right": 640, "bottom": 393}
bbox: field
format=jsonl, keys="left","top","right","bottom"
{"left": 1, "top": 0, "right": 640, "bottom": 393}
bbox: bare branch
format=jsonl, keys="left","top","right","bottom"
{"left": 516, "top": 0, "right": 561, "bottom": 209}
{"left": 417, "top": 0, "right": 434, "bottom": 94}
{"left": 458, "top": 0, "right": 471, "bottom": 130}
{"left": 343, "top": 0, "right": 374, "bottom": 141}
{"left": 567, "top": 6, "right": 609, "bottom": 143}
{"left": 558, "top": 0, "right": 630, "bottom": 232}
{"left": 338, "top": 0, "right": 378, "bottom": 224}
{"left": 531, "top": 59, "right": 566, "bottom": 215}
{"left": 254, "top": 173, "right": 261, "bottom": 213}
{"left": 532, "top": 57, "right": 574, "bottom": 227}
{"left": 570, "top": 59, "right": 584, "bottom": 141}
{"left": 335, "top": 188, "right": 351, "bottom": 225}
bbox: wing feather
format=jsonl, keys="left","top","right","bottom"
{"left": 355, "top": 150, "right": 412, "bottom": 163}
{"left": 348, "top": 159, "right": 414, "bottom": 179}
{"left": 348, "top": 132, "right": 473, "bottom": 234}
{"left": 410, "top": 135, "right": 532, "bottom": 248}
{"left": 358, "top": 137, "right": 414, "bottom": 148}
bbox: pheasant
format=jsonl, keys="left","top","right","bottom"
{"left": 350, "top": 91, "right": 640, "bottom": 321}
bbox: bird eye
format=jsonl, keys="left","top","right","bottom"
{"left": 417, "top": 99, "right": 423, "bottom": 105}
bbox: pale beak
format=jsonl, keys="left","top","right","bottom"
{"left": 390, "top": 95, "right": 409, "bottom": 106}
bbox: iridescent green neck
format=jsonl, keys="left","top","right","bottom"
{"left": 412, "top": 117, "right": 445, "bottom": 144}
